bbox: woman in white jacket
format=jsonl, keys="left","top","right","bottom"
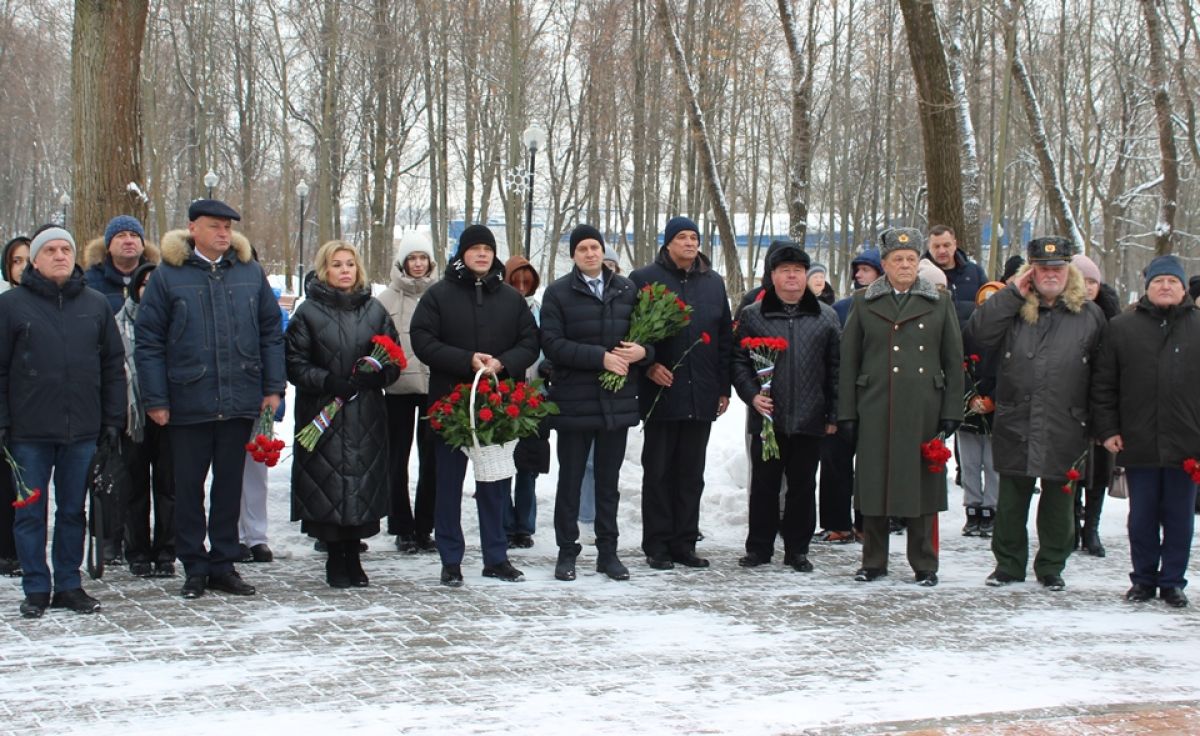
{"left": 378, "top": 232, "right": 439, "bottom": 553}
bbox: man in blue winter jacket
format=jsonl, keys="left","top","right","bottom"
{"left": 135, "top": 200, "right": 285, "bottom": 600}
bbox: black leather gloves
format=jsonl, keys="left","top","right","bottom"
{"left": 324, "top": 374, "right": 357, "bottom": 400}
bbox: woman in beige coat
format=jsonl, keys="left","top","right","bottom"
{"left": 377, "top": 232, "right": 438, "bottom": 553}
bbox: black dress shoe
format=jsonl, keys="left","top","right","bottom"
{"left": 414, "top": 534, "right": 437, "bottom": 553}
{"left": 646, "top": 555, "right": 674, "bottom": 570}
{"left": 596, "top": 556, "right": 630, "bottom": 581}
{"left": 854, "top": 567, "right": 887, "bottom": 582}
{"left": 914, "top": 571, "right": 939, "bottom": 587}
{"left": 1125, "top": 584, "right": 1155, "bottom": 602}
{"left": 1161, "top": 587, "right": 1189, "bottom": 608}
{"left": 395, "top": 535, "right": 419, "bottom": 554}
{"left": 0, "top": 557, "right": 22, "bottom": 577}
{"left": 154, "top": 560, "right": 176, "bottom": 578}
{"left": 672, "top": 551, "right": 710, "bottom": 568}
{"left": 181, "top": 575, "right": 207, "bottom": 599}
{"left": 249, "top": 544, "right": 273, "bottom": 563}
{"left": 783, "top": 552, "right": 814, "bottom": 573}
{"left": 208, "top": 570, "right": 256, "bottom": 596}
{"left": 440, "top": 564, "right": 463, "bottom": 587}
{"left": 482, "top": 560, "right": 525, "bottom": 582}
{"left": 129, "top": 561, "right": 154, "bottom": 577}
{"left": 554, "top": 554, "right": 576, "bottom": 581}
{"left": 508, "top": 533, "right": 534, "bottom": 549}
{"left": 738, "top": 551, "right": 771, "bottom": 568}
{"left": 1039, "top": 573, "right": 1066, "bottom": 591}
{"left": 20, "top": 592, "right": 49, "bottom": 618}
{"left": 985, "top": 569, "right": 1022, "bottom": 586}
{"left": 51, "top": 588, "right": 102, "bottom": 613}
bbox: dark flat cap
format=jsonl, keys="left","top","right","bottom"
{"left": 188, "top": 198, "right": 241, "bottom": 222}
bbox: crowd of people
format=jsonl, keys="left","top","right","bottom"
{"left": 1, "top": 204, "right": 1196, "bottom": 618}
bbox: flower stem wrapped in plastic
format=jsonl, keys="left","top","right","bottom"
{"left": 741, "top": 336, "right": 788, "bottom": 461}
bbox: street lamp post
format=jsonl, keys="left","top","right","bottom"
{"left": 204, "top": 169, "right": 218, "bottom": 199}
{"left": 296, "top": 180, "right": 309, "bottom": 296}
{"left": 522, "top": 123, "right": 546, "bottom": 257}
{"left": 59, "top": 192, "right": 70, "bottom": 227}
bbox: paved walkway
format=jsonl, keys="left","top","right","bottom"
{"left": 1, "top": 530, "right": 1197, "bottom": 735}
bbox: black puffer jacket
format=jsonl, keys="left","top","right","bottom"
{"left": 733, "top": 288, "right": 840, "bottom": 436}
{"left": 1091, "top": 297, "right": 1200, "bottom": 468}
{"left": 0, "top": 265, "right": 126, "bottom": 442}
{"left": 286, "top": 281, "right": 400, "bottom": 527}
{"left": 410, "top": 257, "right": 539, "bottom": 407}
{"left": 540, "top": 266, "right": 652, "bottom": 432}
{"left": 629, "top": 249, "right": 733, "bottom": 421}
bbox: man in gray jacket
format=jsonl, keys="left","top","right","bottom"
{"left": 965, "top": 236, "right": 1105, "bottom": 591}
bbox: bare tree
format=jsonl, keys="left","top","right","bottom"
{"left": 71, "top": 0, "right": 150, "bottom": 239}
{"left": 1140, "top": 0, "right": 1181, "bottom": 255}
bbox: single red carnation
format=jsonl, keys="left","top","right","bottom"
{"left": 430, "top": 419, "right": 443, "bottom": 430}
{"left": 479, "top": 407, "right": 494, "bottom": 422}
{"left": 701, "top": 331, "right": 711, "bottom": 345}
{"left": 489, "top": 393, "right": 502, "bottom": 405}
{"left": 245, "top": 442, "right": 257, "bottom": 452}
{"left": 1066, "top": 469, "right": 1081, "bottom": 481}
{"left": 505, "top": 404, "right": 521, "bottom": 418}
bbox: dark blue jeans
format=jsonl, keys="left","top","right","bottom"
{"left": 504, "top": 470, "right": 538, "bottom": 536}
{"left": 433, "top": 437, "right": 511, "bottom": 567}
{"left": 10, "top": 440, "right": 96, "bottom": 595}
{"left": 1126, "top": 466, "right": 1197, "bottom": 589}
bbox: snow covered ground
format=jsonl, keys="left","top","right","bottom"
{"left": 1, "top": 391, "right": 1198, "bottom": 735}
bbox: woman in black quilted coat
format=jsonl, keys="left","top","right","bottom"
{"left": 287, "top": 241, "right": 400, "bottom": 588}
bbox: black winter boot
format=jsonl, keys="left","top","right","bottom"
{"left": 554, "top": 549, "right": 577, "bottom": 581}
{"left": 962, "top": 506, "right": 981, "bottom": 536}
{"left": 325, "top": 541, "right": 351, "bottom": 589}
{"left": 345, "top": 541, "right": 369, "bottom": 587}
{"left": 1082, "top": 487, "right": 1106, "bottom": 557}
{"left": 978, "top": 507, "right": 995, "bottom": 537}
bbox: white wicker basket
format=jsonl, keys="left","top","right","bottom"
{"left": 462, "top": 368, "right": 518, "bottom": 482}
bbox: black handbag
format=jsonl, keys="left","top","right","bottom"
{"left": 85, "top": 442, "right": 130, "bottom": 579}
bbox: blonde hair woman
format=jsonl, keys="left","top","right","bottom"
{"left": 286, "top": 240, "right": 401, "bottom": 588}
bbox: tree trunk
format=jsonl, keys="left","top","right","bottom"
{"left": 654, "top": 0, "right": 743, "bottom": 297}
{"left": 71, "top": 0, "right": 149, "bottom": 241}
{"left": 897, "top": 0, "right": 964, "bottom": 239}
{"left": 946, "top": 0, "right": 982, "bottom": 261}
{"left": 1140, "top": 0, "right": 1180, "bottom": 256}
{"left": 776, "top": 0, "right": 815, "bottom": 244}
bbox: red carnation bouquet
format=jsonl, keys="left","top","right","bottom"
{"left": 426, "top": 376, "right": 558, "bottom": 449}
{"left": 245, "top": 405, "right": 285, "bottom": 467}
{"left": 741, "top": 336, "right": 788, "bottom": 460}
{"left": 297, "top": 334, "right": 407, "bottom": 452}
{"left": 1184, "top": 458, "right": 1200, "bottom": 483}
{"left": 354, "top": 335, "right": 408, "bottom": 375}
{"left": 3, "top": 447, "right": 42, "bottom": 509}
{"left": 921, "top": 434, "right": 954, "bottom": 474}
{"left": 599, "top": 283, "right": 692, "bottom": 392}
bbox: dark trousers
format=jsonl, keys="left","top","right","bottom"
{"left": 992, "top": 474, "right": 1074, "bottom": 579}
{"left": 384, "top": 394, "right": 435, "bottom": 538}
{"left": 747, "top": 432, "right": 820, "bottom": 558}
{"left": 0, "top": 460, "right": 15, "bottom": 559}
{"left": 170, "top": 419, "right": 252, "bottom": 578}
{"left": 1126, "top": 466, "right": 1197, "bottom": 590}
{"left": 554, "top": 428, "right": 628, "bottom": 557}
{"left": 505, "top": 470, "right": 538, "bottom": 536}
{"left": 124, "top": 421, "right": 175, "bottom": 563}
{"left": 862, "top": 513, "right": 937, "bottom": 573}
{"left": 641, "top": 420, "right": 711, "bottom": 559}
{"left": 818, "top": 432, "right": 854, "bottom": 532}
{"left": 432, "top": 436, "right": 510, "bottom": 567}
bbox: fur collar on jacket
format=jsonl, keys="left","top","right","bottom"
{"left": 83, "top": 237, "right": 161, "bottom": 270}
{"left": 1014, "top": 263, "right": 1087, "bottom": 324}
{"left": 159, "top": 229, "right": 253, "bottom": 267}
{"left": 864, "top": 275, "right": 941, "bottom": 302}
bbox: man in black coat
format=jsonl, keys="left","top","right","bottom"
{"left": 410, "top": 224, "right": 539, "bottom": 587}
{"left": 1092, "top": 255, "right": 1199, "bottom": 608}
{"left": 733, "top": 243, "right": 840, "bottom": 573}
{"left": 629, "top": 216, "right": 734, "bottom": 569}
{"left": 0, "top": 226, "right": 126, "bottom": 618}
{"left": 541, "top": 225, "right": 653, "bottom": 582}
{"left": 924, "top": 225, "right": 988, "bottom": 326}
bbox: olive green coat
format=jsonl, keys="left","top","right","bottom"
{"left": 838, "top": 276, "right": 964, "bottom": 517}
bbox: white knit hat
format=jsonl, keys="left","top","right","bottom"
{"left": 396, "top": 231, "right": 434, "bottom": 265}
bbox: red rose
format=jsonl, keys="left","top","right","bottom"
{"left": 449, "top": 391, "right": 462, "bottom": 404}
{"left": 489, "top": 393, "right": 502, "bottom": 405}
{"left": 244, "top": 442, "right": 257, "bottom": 452}
{"left": 527, "top": 395, "right": 541, "bottom": 408}
{"left": 701, "top": 331, "right": 711, "bottom": 345}
{"left": 512, "top": 389, "right": 526, "bottom": 403}
{"left": 479, "top": 407, "right": 494, "bottom": 422}
{"left": 498, "top": 381, "right": 512, "bottom": 394}
{"left": 430, "top": 418, "right": 443, "bottom": 430}
{"left": 505, "top": 405, "right": 521, "bottom": 418}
